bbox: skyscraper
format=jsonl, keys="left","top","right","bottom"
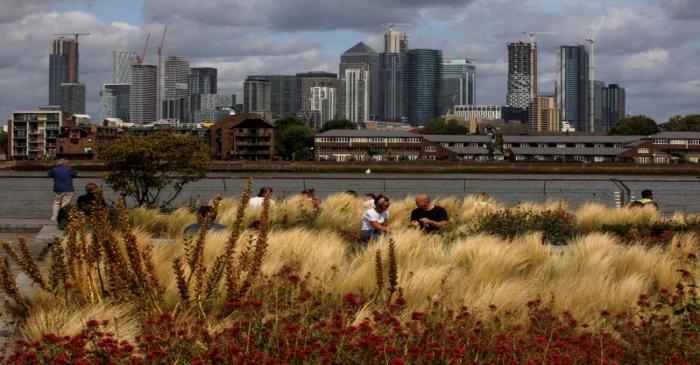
{"left": 380, "top": 28, "right": 409, "bottom": 122}
{"left": 99, "top": 84, "right": 130, "bottom": 122}
{"left": 403, "top": 49, "right": 443, "bottom": 126}
{"left": 296, "top": 72, "right": 341, "bottom": 120}
{"left": 530, "top": 95, "right": 560, "bottom": 132}
{"left": 196, "top": 94, "right": 235, "bottom": 123}
{"left": 189, "top": 67, "right": 218, "bottom": 123}
{"left": 340, "top": 42, "right": 379, "bottom": 121}
{"left": 601, "top": 84, "right": 626, "bottom": 132}
{"left": 163, "top": 55, "right": 190, "bottom": 122}
{"left": 112, "top": 50, "right": 138, "bottom": 84}
{"left": 384, "top": 30, "right": 409, "bottom": 54}
{"left": 60, "top": 83, "right": 86, "bottom": 116}
{"left": 246, "top": 75, "right": 298, "bottom": 120}
{"left": 506, "top": 42, "right": 537, "bottom": 108}
{"left": 130, "top": 64, "right": 158, "bottom": 124}
{"left": 243, "top": 77, "right": 272, "bottom": 114}
{"left": 49, "top": 37, "right": 79, "bottom": 106}
{"left": 310, "top": 86, "right": 336, "bottom": 129}
{"left": 556, "top": 45, "right": 589, "bottom": 132}
{"left": 343, "top": 69, "right": 369, "bottom": 124}
{"left": 441, "top": 58, "right": 476, "bottom": 114}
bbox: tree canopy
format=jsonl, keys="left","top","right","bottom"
{"left": 273, "top": 117, "right": 305, "bottom": 133}
{"left": 0, "top": 131, "right": 7, "bottom": 153}
{"left": 277, "top": 125, "right": 315, "bottom": 161}
{"left": 659, "top": 115, "right": 700, "bottom": 132}
{"left": 421, "top": 118, "right": 468, "bottom": 135}
{"left": 608, "top": 115, "right": 659, "bottom": 135}
{"left": 319, "top": 119, "right": 358, "bottom": 132}
{"left": 98, "top": 132, "right": 211, "bottom": 208}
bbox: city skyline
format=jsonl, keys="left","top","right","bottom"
{"left": 0, "top": 0, "right": 698, "bottom": 125}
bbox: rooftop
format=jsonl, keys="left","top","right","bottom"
{"left": 316, "top": 129, "right": 419, "bottom": 138}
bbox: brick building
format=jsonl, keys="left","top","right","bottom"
{"left": 209, "top": 113, "right": 275, "bottom": 161}
{"left": 618, "top": 132, "right": 700, "bottom": 164}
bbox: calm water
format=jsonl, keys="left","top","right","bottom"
{"left": 1, "top": 171, "right": 699, "bottom": 218}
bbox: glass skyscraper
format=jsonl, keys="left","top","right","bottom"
{"left": 340, "top": 42, "right": 379, "bottom": 121}
{"left": 130, "top": 64, "right": 157, "bottom": 124}
{"left": 100, "top": 84, "right": 130, "bottom": 122}
{"left": 556, "top": 45, "right": 589, "bottom": 131}
{"left": 403, "top": 49, "right": 443, "bottom": 126}
{"left": 189, "top": 67, "right": 218, "bottom": 122}
{"left": 49, "top": 37, "right": 79, "bottom": 106}
{"left": 602, "top": 84, "right": 626, "bottom": 132}
{"left": 163, "top": 55, "right": 190, "bottom": 122}
{"left": 441, "top": 58, "right": 476, "bottom": 114}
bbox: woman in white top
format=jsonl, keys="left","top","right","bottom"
{"left": 359, "top": 195, "right": 391, "bottom": 242}
{"left": 249, "top": 186, "right": 273, "bottom": 208}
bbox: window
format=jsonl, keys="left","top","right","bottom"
{"left": 654, "top": 139, "right": 668, "bottom": 144}
{"left": 670, "top": 139, "right": 687, "bottom": 145}
{"left": 594, "top": 156, "right": 605, "bottom": 162}
{"left": 538, "top": 143, "right": 547, "bottom": 148}
{"left": 408, "top": 155, "right": 418, "bottom": 161}
{"left": 576, "top": 143, "right": 585, "bottom": 148}
{"left": 689, "top": 140, "right": 700, "bottom": 145}
{"left": 425, "top": 146, "right": 436, "bottom": 152}
{"left": 557, "top": 144, "right": 566, "bottom": 148}
{"left": 595, "top": 144, "right": 604, "bottom": 148}
{"left": 689, "top": 157, "right": 699, "bottom": 163}
{"left": 637, "top": 148, "right": 649, "bottom": 154}
{"left": 614, "top": 144, "right": 622, "bottom": 148}
{"left": 638, "top": 157, "right": 650, "bottom": 164}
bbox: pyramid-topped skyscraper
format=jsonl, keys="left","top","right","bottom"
{"left": 340, "top": 42, "right": 379, "bottom": 122}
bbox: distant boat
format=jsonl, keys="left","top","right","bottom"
{"left": 365, "top": 169, "right": 371, "bottom": 174}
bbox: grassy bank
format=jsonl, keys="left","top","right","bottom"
{"left": 0, "top": 190, "right": 699, "bottom": 363}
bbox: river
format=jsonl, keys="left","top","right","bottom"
{"left": 1, "top": 171, "right": 699, "bottom": 218}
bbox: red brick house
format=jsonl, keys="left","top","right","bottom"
{"left": 209, "top": 114, "right": 276, "bottom": 161}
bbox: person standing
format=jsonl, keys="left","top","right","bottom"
{"left": 635, "top": 190, "right": 659, "bottom": 210}
{"left": 409, "top": 194, "right": 449, "bottom": 233}
{"left": 359, "top": 195, "right": 391, "bottom": 242}
{"left": 49, "top": 159, "right": 78, "bottom": 221}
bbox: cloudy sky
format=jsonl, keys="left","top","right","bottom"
{"left": 1, "top": 0, "right": 698, "bottom": 125}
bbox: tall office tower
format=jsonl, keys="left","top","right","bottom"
{"left": 112, "top": 50, "right": 139, "bottom": 83}
{"left": 60, "top": 83, "right": 86, "bottom": 115}
{"left": 529, "top": 95, "right": 560, "bottom": 132}
{"left": 49, "top": 37, "right": 79, "bottom": 106}
{"left": 556, "top": 45, "right": 589, "bottom": 131}
{"left": 296, "top": 72, "right": 341, "bottom": 118}
{"left": 189, "top": 67, "right": 218, "bottom": 122}
{"left": 196, "top": 93, "right": 235, "bottom": 123}
{"left": 343, "top": 69, "right": 369, "bottom": 124}
{"left": 246, "top": 75, "right": 298, "bottom": 120}
{"left": 601, "top": 84, "right": 626, "bottom": 132}
{"left": 99, "top": 84, "right": 130, "bottom": 122}
{"left": 162, "top": 55, "right": 190, "bottom": 122}
{"left": 384, "top": 29, "right": 409, "bottom": 53}
{"left": 340, "top": 42, "right": 379, "bottom": 120}
{"left": 506, "top": 42, "right": 537, "bottom": 108}
{"left": 441, "top": 58, "right": 476, "bottom": 114}
{"left": 243, "top": 77, "right": 272, "bottom": 114}
{"left": 129, "top": 64, "right": 158, "bottom": 124}
{"left": 310, "top": 86, "right": 336, "bottom": 129}
{"left": 403, "top": 49, "right": 443, "bottom": 126}
{"left": 593, "top": 80, "right": 604, "bottom": 131}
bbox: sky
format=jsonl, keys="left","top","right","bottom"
{"left": 0, "top": 0, "right": 698, "bottom": 125}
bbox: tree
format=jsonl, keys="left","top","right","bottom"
{"left": 422, "top": 118, "right": 468, "bottom": 135}
{"left": 660, "top": 115, "right": 700, "bottom": 132}
{"left": 98, "top": 132, "right": 211, "bottom": 208}
{"left": 0, "top": 131, "right": 7, "bottom": 154}
{"left": 273, "top": 117, "right": 305, "bottom": 133}
{"left": 277, "top": 125, "right": 315, "bottom": 161}
{"left": 319, "top": 119, "right": 358, "bottom": 132}
{"left": 608, "top": 115, "right": 659, "bottom": 135}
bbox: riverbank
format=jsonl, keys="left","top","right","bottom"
{"left": 4, "top": 160, "right": 700, "bottom": 175}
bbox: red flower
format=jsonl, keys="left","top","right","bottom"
{"left": 343, "top": 293, "right": 359, "bottom": 306}
{"left": 390, "top": 357, "right": 406, "bottom": 365}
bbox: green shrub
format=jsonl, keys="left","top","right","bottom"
{"left": 475, "top": 209, "right": 577, "bottom": 245}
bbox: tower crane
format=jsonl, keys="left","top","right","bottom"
{"left": 382, "top": 22, "right": 411, "bottom": 31}
{"left": 53, "top": 32, "right": 91, "bottom": 42}
{"left": 137, "top": 32, "right": 151, "bottom": 64}
{"left": 156, "top": 26, "right": 167, "bottom": 121}
{"left": 522, "top": 31, "right": 557, "bottom": 44}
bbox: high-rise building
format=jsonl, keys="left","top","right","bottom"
{"left": 129, "top": 64, "right": 158, "bottom": 124}
{"left": 196, "top": 93, "right": 235, "bottom": 123}
{"left": 60, "top": 83, "right": 86, "bottom": 116}
{"left": 441, "top": 58, "right": 476, "bottom": 114}
{"left": 243, "top": 77, "right": 272, "bottom": 114}
{"left": 189, "top": 67, "right": 218, "bottom": 122}
{"left": 9, "top": 110, "right": 63, "bottom": 160}
{"left": 507, "top": 42, "right": 537, "bottom": 108}
{"left": 403, "top": 49, "right": 443, "bottom": 126}
{"left": 384, "top": 30, "right": 409, "bottom": 54}
{"left": 343, "top": 69, "right": 369, "bottom": 124}
{"left": 246, "top": 75, "right": 298, "bottom": 120}
{"left": 556, "top": 45, "right": 589, "bottom": 132}
{"left": 112, "top": 50, "right": 138, "bottom": 84}
{"left": 380, "top": 53, "right": 404, "bottom": 121}
{"left": 340, "top": 42, "right": 379, "bottom": 120}
{"left": 601, "top": 84, "right": 626, "bottom": 132}
{"left": 49, "top": 37, "right": 79, "bottom": 106}
{"left": 593, "top": 80, "right": 605, "bottom": 131}
{"left": 310, "top": 86, "right": 336, "bottom": 129}
{"left": 296, "top": 72, "right": 341, "bottom": 119}
{"left": 530, "top": 95, "right": 560, "bottom": 132}
{"left": 162, "top": 55, "right": 190, "bottom": 122}
{"left": 99, "top": 84, "right": 130, "bottom": 122}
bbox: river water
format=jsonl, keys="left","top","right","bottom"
{"left": 1, "top": 171, "right": 699, "bottom": 218}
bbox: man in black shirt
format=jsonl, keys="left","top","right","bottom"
{"left": 409, "top": 194, "right": 449, "bottom": 233}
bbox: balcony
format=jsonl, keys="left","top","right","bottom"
{"left": 236, "top": 141, "right": 271, "bottom": 146}
{"left": 234, "top": 149, "right": 272, "bottom": 155}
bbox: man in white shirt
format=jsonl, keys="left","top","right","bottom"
{"left": 249, "top": 186, "right": 273, "bottom": 208}
{"left": 359, "top": 195, "right": 390, "bottom": 242}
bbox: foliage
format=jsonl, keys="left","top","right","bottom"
{"left": 98, "top": 132, "right": 211, "bottom": 208}
{"left": 609, "top": 115, "right": 659, "bottom": 135}
{"left": 319, "top": 119, "right": 358, "bottom": 132}
{"left": 272, "top": 117, "right": 305, "bottom": 133}
{"left": 600, "top": 221, "right": 700, "bottom": 245}
{"left": 474, "top": 209, "right": 577, "bottom": 245}
{"left": 277, "top": 125, "right": 315, "bottom": 161}
{"left": 660, "top": 114, "right": 700, "bottom": 132}
{"left": 0, "top": 130, "right": 7, "bottom": 154}
{"left": 422, "top": 118, "right": 468, "bottom": 135}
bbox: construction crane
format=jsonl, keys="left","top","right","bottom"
{"left": 522, "top": 31, "right": 557, "bottom": 44}
{"left": 136, "top": 32, "right": 151, "bottom": 64}
{"left": 586, "top": 16, "right": 605, "bottom": 132}
{"left": 156, "top": 26, "right": 167, "bottom": 121}
{"left": 53, "top": 32, "right": 90, "bottom": 42}
{"left": 382, "top": 22, "right": 411, "bottom": 32}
